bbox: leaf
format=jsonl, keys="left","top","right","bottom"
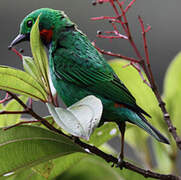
{"left": 49, "top": 73, "right": 57, "bottom": 96}
{"left": 0, "top": 104, "right": 3, "bottom": 111}
{"left": 22, "top": 56, "right": 44, "bottom": 87}
{"left": 2, "top": 169, "right": 46, "bottom": 180}
{"left": 114, "top": 167, "right": 152, "bottom": 180}
{"left": 33, "top": 153, "right": 88, "bottom": 179}
{"left": 57, "top": 156, "right": 123, "bottom": 180}
{"left": 23, "top": 55, "right": 57, "bottom": 96}
{"left": 47, "top": 95, "right": 103, "bottom": 140}
{"left": 125, "top": 126, "right": 148, "bottom": 152}
{"left": 109, "top": 60, "right": 159, "bottom": 120}
{"left": 0, "top": 96, "right": 28, "bottom": 127}
{"left": 32, "top": 160, "right": 54, "bottom": 179}
{"left": 0, "top": 66, "right": 47, "bottom": 102}
{"left": 0, "top": 125, "right": 85, "bottom": 177}
{"left": 43, "top": 116, "right": 54, "bottom": 124}
{"left": 163, "top": 52, "right": 181, "bottom": 100}
{"left": 152, "top": 141, "right": 172, "bottom": 173}
{"left": 163, "top": 52, "right": 181, "bottom": 135}
{"left": 30, "top": 15, "right": 50, "bottom": 93}
{"left": 89, "top": 122, "right": 119, "bottom": 147}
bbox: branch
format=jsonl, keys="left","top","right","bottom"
{"left": 116, "top": 0, "right": 142, "bottom": 59}
{"left": 97, "top": 34, "right": 127, "bottom": 40}
{"left": 0, "top": 92, "right": 12, "bottom": 104}
{"left": 10, "top": 47, "right": 23, "bottom": 60}
{"left": 2, "top": 91, "right": 180, "bottom": 180}
{"left": 0, "top": 110, "right": 28, "bottom": 115}
{"left": 3, "top": 120, "right": 40, "bottom": 130}
{"left": 138, "top": 15, "right": 181, "bottom": 149}
{"left": 94, "top": 45, "right": 140, "bottom": 63}
{"left": 122, "top": 62, "right": 151, "bottom": 87}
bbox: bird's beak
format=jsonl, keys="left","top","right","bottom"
{"left": 8, "top": 33, "right": 30, "bottom": 49}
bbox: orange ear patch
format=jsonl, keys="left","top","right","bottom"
{"left": 114, "top": 103, "right": 126, "bottom": 108}
{"left": 40, "top": 29, "right": 53, "bottom": 43}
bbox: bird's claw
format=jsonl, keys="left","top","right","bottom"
{"left": 116, "top": 156, "right": 124, "bottom": 169}
{"left": 111, "top": 162, "right": 115, "bottom": 168}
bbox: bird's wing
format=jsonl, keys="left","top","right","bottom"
{"left": 52, "top": 41, "right": 149, "bottom": 116}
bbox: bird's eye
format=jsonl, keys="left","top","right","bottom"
{"left": 27, "top": 20, "right": 33, "bottom": 28}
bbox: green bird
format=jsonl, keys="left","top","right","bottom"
{"left": 9, "top": 8, "right": 169, "bottom": 163}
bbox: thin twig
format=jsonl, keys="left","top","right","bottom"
{"left": 3, "top": 120, "right": 40, "bottom": 130}
{"left": 124, "top": 0, "right": 136, "bottom": 14}
{"left": 110, "top": 0, "right": 120, "bottom": 17}
{"left": 0, "top": 110, "right": 28, "bottom": 115}
{"left": 123, "top": 62, "right": 151, "bottom": 87}
{"left": 28, "top": 98, "right": 33, "bottom": 109}
{"left": 94, "top": 46, "right": 140, "bottom": 63}
{"left": 97, "top": 34, "right": 128, "bottom": 40}
{"left": 91, "top": 16, "right": 117, "bottom": 21}
{"left": 11, "top": 47, "right": 23, "bottom": 60}
{"left": 0, "top": 92, "right": 12, "bottom": 104}
{"left": 138, "top": 15, "right": 181, "bottom": 149}
{"left": 138, "top": 16, "right": 154, "bottom": 86}
{"left": 116, "top": 0, "right": 141, "bottom": 58}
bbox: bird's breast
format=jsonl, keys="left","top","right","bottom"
{"left": 50, "top": 68, "right": 91, "bottom": 106}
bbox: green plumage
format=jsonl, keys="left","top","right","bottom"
{"left": 10, "top": 8, "right": 169, "bottom": 145}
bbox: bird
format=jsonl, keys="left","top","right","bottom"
{"left": 9, "top": 8, "right": 169, "bottom": 164}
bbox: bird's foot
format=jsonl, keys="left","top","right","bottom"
{"left": 116, "top": 156, "right": 124, "bottom": 169}
{"left": 71, "top": 136, "right": 80, "bottom": 143}
{"left": 110, "top": 162, "right": 115, "bottom": 168}
{"left": 109, "top": 157, "right": 124, "bottom": 169}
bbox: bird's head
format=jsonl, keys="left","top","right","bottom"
{"left": 9, "top": 8, "right": 74, "bottom": 48}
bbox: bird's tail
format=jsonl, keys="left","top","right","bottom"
{"left": 130, "top": 113, "right": 170, "bottom": 144}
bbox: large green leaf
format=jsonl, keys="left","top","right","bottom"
{"left": 1, "top": 169, "right": 46, "bottom": 180}
{"left": 33, "top": 153, "right": 88, "bottom": 179}
{"left": 57, "top": 156, "right": 123, "bottom": 180}
{"left": 109, "top": 60, "right": 158, "bottom": 114}
{"left": 0, "top": 125, "right": 85, "bottom": 177}
{"left": 163, "top": 52, "right": 181, "bottom": 135}
{"left": 0, "top": 104, "right": 3, "bottom": 111}
{"left": 30, "top": 16, "right": 50, "bottom": 93}
{"left": 22, "top": 56, "right": 44, "bottom": 88}
{"left": 89, "top": 122, "right": 119, "bottom": 147}
{"left": 59, "top": 155, "right": 152, "bottom": 180}
{"left": 163, "top": 52, "right": 181, "bottom": 100}
{"left": 0, "top": 96, "right": 28, "bottom": 127}
{"left": 152, "top": 141, "right": 172, "bottom": 173}
{"left": 1, "top": 153, "right": 88, "bottom": 180}
{"left": 114, "top": 166, "right": 152, "bottom": 180}
{"left": 0, "top": 66, "right": 47, "bottom": 101}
